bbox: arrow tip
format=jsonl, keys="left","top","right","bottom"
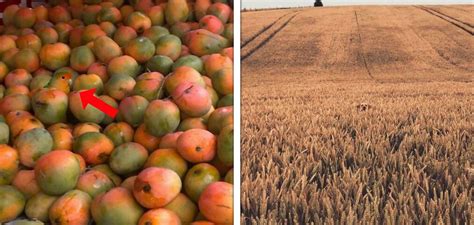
{"left": 79, "top": 88, "right": 96, "bottom": 109}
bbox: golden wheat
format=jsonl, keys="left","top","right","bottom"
{"left": 241, "top": 5, "right": 473, "bottom": 224}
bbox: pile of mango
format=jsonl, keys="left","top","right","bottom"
{"left": 0, "top": 0, "right": 233, "bottom": 224}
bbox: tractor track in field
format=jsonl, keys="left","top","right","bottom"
{"left": 415, "top": 6, "right": 473, "bottom": 35}
{"left": 425, "top": 6, "right": 474, "bottom": 28}
{"left": 241, "top": 11, "right": 295, "bottom": 48}
{"left": 242, "top": 12, "right": 300, "bottom": 61}
{"left": 354, "top": 10, "right": 378, "bottom": 82}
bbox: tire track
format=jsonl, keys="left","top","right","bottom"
{"left": 425, "top": 6, "right": 473, "bottom": 28}
{"left": 241, "top": 11, "right": 295, "bottom": 48}
{"left": 415, "top": 6, "right": 473, "bottom": 35}
{"left": 242, "top": 13, "right": 299, "bottom": 61}
{"left": 354, "top": 10, "right": 378, "bottom": 82}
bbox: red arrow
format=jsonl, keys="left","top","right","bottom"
{"left": 79, "top": 88, "right": 118, "bottom": 119}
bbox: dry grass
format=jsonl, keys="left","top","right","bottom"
{"left": 241, "top": 5, "right": 473, "bottom": 224}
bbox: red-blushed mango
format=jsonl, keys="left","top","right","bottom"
{"left": 144, "top": 148, "right": 188, "bottom": 178}
{"left": 120, "top": 5, "right": 135, "bottom": 21}
{"left": 165, "top": 66, "right": 206, "bottom": 94}
{"left": 133, "top": 124, "right": 161, "bottom": 152}
{"left": 37, "top": 27, "right": 59, "bottom": 45}
{"left": 82, "top": 5, "right": 102, "bottom": 25}
{"left": 0, "top": 122, "right": 9, "bottom": 144}
{"left": 97, "top": 7, "right": 122, "bottom": 24}
{"left": 2, "top": 5, "right": 20, "bottom": 26}
{"left": 73, "top": 74, "right": 104, "bottom": 94}
{"left": 138, "top": 208, "right": 181, "bottom": 225}
{"left": 108, "top": 55, "right": 141, "bottom": 78}
{"left": 32, "top": 89, "right": 68, "bottom": 125}
{"left": 76, "top": 170, "right": 114, "bottom": 198}
{"left": 177, "top": 128, "right": 216, "bottom": 163}
{"left": 88, "top": 62, "right": 108, "bottom": 82}
{"left": 104, "top": 75, "right": 136, "bottom": 100}
{"left": 20, "top": 28, "right": 35, "bottom": 35}
{"left": 158, "top": 131, "right": 183, "bottom": 149}
{"left": 194, "top": 0, "right": 212, "bottom": 20}
{"left": 72, "top": 122, "right": 102, "bottom": 138}
{"left": 217, "top": 94, "right": 233, "bottom": 108}
{"left": 47, "top": 123, "right": 73, "bottom": 150}
{"left": 104, "top": 122, "right": 135, "bottom": 147}
{"left": 199, "top": 182, "right": 233, "bottom": 224}
{"left": 34, "top": 150, "right": 81, "bottom": 195}
{"left": 172, "top": 55, "right": 205, "bottom": 74}
{"left": 124, "top": 37, "right": 156, "bottom": 63}
{"left": 113, "top": 26, "right": 138, "bottom": 47}
{"left": 133, "top": 72, "right": 164, "bottom": 101}
{"left": 220, "top": 47, "right": 233, "bottom": 61}
{"left": 147, "top": 5, "right": 164, "bottom": 26}
{"left": 199, "top": 15, "right": 224, "bottom": 34}
{"left": 91, "top": 164, "right": 122, "bottom": 186}
{"left": 146, "top": 55, "right": 173, "bottom": 75}
{"left": 68, "top": 27, "right": 84, "bottom": 48}
{"left": 206, "top": 86, "right": 219, "bottom": 107}
{"left": 0, "top": 94, "right": 31, "bottom": 116}
{"left": 143, "top": 26, "right": 169, "bottom": 44}
{"left": 33, "top": 5, "right": 48, "bottom": 21}
{"left": 184, "top": 163, "right": 220, "bottom": 202}
{"left": 207, "top": 2, "right": 231, "bottom": 24}
{"left": 14, "top": 8, "right": 37, "bottom": 29}
{"left": 164, "top": 193, "right": 198, "bottom": 224}
{"left": 133, "top": 0, "right": 154, "bottom": 13}
{"left": 208, "top": 106, "right": 233, "bottom": 134}
{"left": 155, "top": 34, "right": 182, "bottom": 61}
{"left": 0, "top": 36, "right": 17, "bottom": 57}
{"left": 16, "top": 34, "right": 41, "bottom": 53}
{"left": 100, "top": 21, "right": 117, "bottom": 37}
{"left": 133, "top": 167, "right": 182, "bottom": 208}
{"left": 165, "top": 0, "right": 189, "bottom": 25}
{"left": 69, "top": 91, "right": 105, "bottom": 123}
{"left": 223, "top": 23, "right": 233, "bottom": 43}
{"left": 49, "top": 189, "right": 91, "bottom": 225}
{"left": 25, "top": 192, "right": 58, "bottom": 222}
{"left": 70, "top": 46, "right": 96, "bottom": 73}
{"left": 119, "top": 95, "right": 149, "bottom": 127}
{"left": 0, "top": 144, "right": 19, "bottom": 185}
{"left": 121, "top": 176, "right": 137, "bottom": 192}
{"left": 93, "top": 36, "right": 122, "bottom": 63}
{"left": 212, "top": 68, "right": 233, "bottom": 95}
{"left": 185, "top": 29, "right": 229, "bottom": 56}
{"left": 172, "top": 82, "right": 212, "bottom": 118}
{"left": 73, "top": 132, "right": 114, "bottom": 165}
{"left": 144, "top": 99, "right": 181, "bottom": 137}
{"left": 0, "top": 62, "right": 9, "bottom": 83}
{"left": 48, "top": 5, "right": 72, "bottom": 24}
{"left": 126, "top": 11, "right": 152, "bottom": 33}
{"left": 5, "top": 69, "right": 32, "bottom": 88}
{"left": 170, "top": 22, "right": 192, "bottom": 40}
{"left": 39, "top": 43, "right": 71, "bottom": 70}
{"left": 204, "top": 53, "right": 232, "bottom": 76}
{"left": 5, "top": 85, "right": 29, "bottom": 97}
{"left": 225, "top": 168, "right": 233, "bottom": 184}
{"left": 91, "top": 187, "right": 144, "bottom": 225}
{"left": 0, "top": 185, "right": 25, "bottom": 223}
{"left": 109, "top": 142, "right": 148, "bottom": 175}
{"left": 14, "top": 127, "right": 53, "bottom": 168}
{"left": 217, "top": 124, "right": 233, "bottom": 166}
{"left": 178, "top": 117, "right": 207, "bottom": 131}
{"left": 53, "top": 22, "right": 73, "bottom": 43}
{"left": 6, "top": 111, "right": 43, "bottom": 140}
{"left": 11, "top": 170, "right": 40, "bottom": 199}
{"left": 2, "top": 48, "right": 20, "bottom": 69}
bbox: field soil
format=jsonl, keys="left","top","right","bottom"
{"left": 241, "top": 5, "right": 473, "bottom": 224}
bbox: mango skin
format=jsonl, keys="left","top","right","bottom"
{"left": 185, "top": 29, "right": 230, "bottom": 56}
{"left": 165, "top": 0, "right": 190, "bottom": 25}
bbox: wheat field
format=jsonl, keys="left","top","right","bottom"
{"left": 241, "top": 5, "right": 473, "bottom": 224}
